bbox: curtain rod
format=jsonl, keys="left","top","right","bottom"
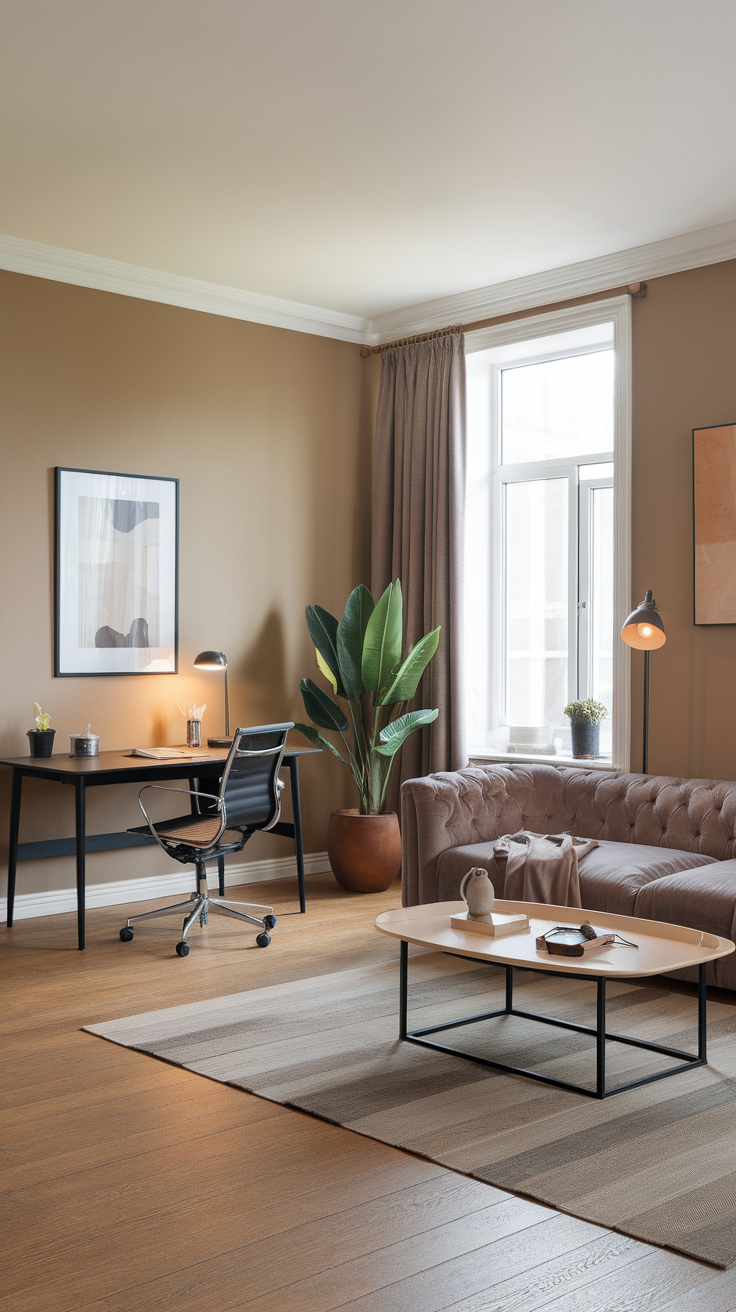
{"left": 359, "top": 324, "right": 462, "bottom": 358}
{"left": 359, "top": 283, "right": 649, "bottom": 358}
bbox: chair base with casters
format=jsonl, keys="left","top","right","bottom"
{"left": 119, "top": 723, "right": 293, "bottom": 956}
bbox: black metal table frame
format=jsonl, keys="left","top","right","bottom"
{"left": 399, "top": 941, "right": 707, "bottom": 1099}
{"left": 4, "top": 751, "right": 312, "bottom": 950}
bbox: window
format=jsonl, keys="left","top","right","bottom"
{"left": 464, "top": 299, "right": 631, "bottom": 767}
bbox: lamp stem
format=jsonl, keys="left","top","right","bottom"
{"left": 642, "top": 649, "right": 649, "bottom": 774}
{"left": 224, "top": 668, "right": 230, "bottom": 738}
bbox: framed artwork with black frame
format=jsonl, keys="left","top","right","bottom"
{"left": 55, "top": 467, "right": 179, "bottom": 676}
{"left": 693, "top": 423, "right": 736, "bottom": 625}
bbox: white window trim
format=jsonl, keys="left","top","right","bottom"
{"left": 465, "top": 295, "right": 632, "bottom": 771}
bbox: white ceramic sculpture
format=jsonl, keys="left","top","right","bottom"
{"left": 459, "top": 867, "right": 495, "bottom": 920}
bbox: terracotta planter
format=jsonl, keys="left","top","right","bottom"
{"left": 327, "top": 809, "right": 402, "bottom": 893}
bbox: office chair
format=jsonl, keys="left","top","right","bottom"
{"left": 119, "top": 722, "right": 294, "bottom": 956}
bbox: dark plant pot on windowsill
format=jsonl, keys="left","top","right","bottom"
{"left": 27, "top": 729, "right": 56, "bottom": 758}
{"left": 570, "top": 722, "right": 600, "bottom": 759}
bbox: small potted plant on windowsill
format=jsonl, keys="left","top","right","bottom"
{"left": 27, "top": 703, "right": 56, "bottom": 757}
{"left": 564, "top": 698, "right": 608, "bottom": 759}
{"left": 295, "top": 580, "right": 440, "bottom": 893}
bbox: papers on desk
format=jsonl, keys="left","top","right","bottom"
{"left": 130, "top": 748, "right": 200, "bottom": 760}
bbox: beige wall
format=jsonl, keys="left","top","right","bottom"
{"left": 631, "top": 259, "right": 736, "bottom": 780}
{"left": 0, "top": 270, "right": 372, "bottom": 897}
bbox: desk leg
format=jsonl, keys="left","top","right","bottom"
{"left": 75, "top": 780, "right": 86, "bottom": 950}
{"left": 288, "top": 758, "right": 306, "bottom": 913}
{"left": 6, "top": 769, "right": 22, "bottom": 926}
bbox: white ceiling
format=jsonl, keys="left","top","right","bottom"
{"left": 3, "top": 0, "right": 736, "bottom": 323}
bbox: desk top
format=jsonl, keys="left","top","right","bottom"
{"left": 375, "top": 899, "right": 735, "bottom": 979}
{"left": 0, "top": 744, "right": 320, "bottom": 779}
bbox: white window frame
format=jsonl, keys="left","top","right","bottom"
{"left": 465, "top": 295, "right": 632, "bottom": 771}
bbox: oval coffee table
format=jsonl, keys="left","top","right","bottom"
{"left": 375, "top": 899, "right": 735, "bottom": 1099}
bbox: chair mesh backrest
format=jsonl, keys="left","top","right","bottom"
{"left": 219, "top": 723, "right": 293, "bottom": 830}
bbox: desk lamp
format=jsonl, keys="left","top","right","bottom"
{"left": 193, "top": 651, "right": 231, "bottom": 747}
{"left": 620, "top": 590, "right": 666, "bottom": 774}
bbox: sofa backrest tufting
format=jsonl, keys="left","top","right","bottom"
{"left": 400, "top": 763, "right": 736, "bottom": 906}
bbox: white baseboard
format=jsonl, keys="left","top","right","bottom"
{"left": 1, "top": 851, "right": 331, "bottom": 922}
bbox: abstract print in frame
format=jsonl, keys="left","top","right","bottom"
{"left": 693, "top": 424, "right": 736, "bottom": 625}
{"left": 55, "top": 468, "right": 179, "bottom": 675}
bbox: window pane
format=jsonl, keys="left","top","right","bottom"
{"left": 502, "top": 350, "right": 614, "bottom": 464}
{"left": 591, "top": 484, "right": 614, "bottom": 755}
{"left": 505, "top": 478, "right": 568, "bottom": 734}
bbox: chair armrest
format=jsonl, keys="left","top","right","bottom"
{"left": 137, "top": 784, "right": 226, "bottom": 851}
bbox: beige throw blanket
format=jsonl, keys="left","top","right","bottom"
{"left": 493, "top": 831, "right": 598, "bottom": 908}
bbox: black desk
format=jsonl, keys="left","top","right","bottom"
{"left": 0, "top": 745, "right": 319, "bottom": 948}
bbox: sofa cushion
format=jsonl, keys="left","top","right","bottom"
{"left": 635, "top": 862, "right": 736, "bottom": 990}
{"left": 435, "top": 839, "right": 716, "bottom": 915}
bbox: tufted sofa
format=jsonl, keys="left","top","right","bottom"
{"left": 400, "top": 763, "right": 736, "bottom": 989}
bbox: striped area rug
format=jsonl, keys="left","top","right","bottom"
{"left": 85, "top": 950, "right": 736, "bottom": 1268}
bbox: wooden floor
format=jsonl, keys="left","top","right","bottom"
{"left": 2, "top": 874, "right": 736, "bottom": 1312}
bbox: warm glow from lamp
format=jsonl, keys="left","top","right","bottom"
{"left": 620, "top": 591, "right": 666, "bottom": 651}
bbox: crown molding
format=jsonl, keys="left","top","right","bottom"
{"left": 0, "top": 232, "right": 367, "bottom": 343}
{"left": 366, "top": 218, "right": 736, "bottom": 343}
{"left": 3, "top": 218, "right": 736, "bottom": 347}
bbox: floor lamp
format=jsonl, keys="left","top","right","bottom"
{"left": 620, "top": 590, "right": 666, "bottom": 774}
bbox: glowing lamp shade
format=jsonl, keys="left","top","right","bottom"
{"left": 619, "top": 590, "right": 665, "bottom": 774}
{"left": 621, "top": 592, "right": 666, "bottom": 650}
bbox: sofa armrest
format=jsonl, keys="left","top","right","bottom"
{"left": 400, "top": 767, "right": 524, "bottom": 905}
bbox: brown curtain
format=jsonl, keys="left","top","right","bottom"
{"left": 372, "top": 330, "right": 467, "bottom": 798}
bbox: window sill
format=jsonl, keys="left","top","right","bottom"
{"left": 468, "top": 750, "right": 620, "bottom": 773}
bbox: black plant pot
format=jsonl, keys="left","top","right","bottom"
{"left": 570, "top": 722, "right": 600, "bottom": 759}
{"left": 27, "top": 729, "right": 56, "bottom": 758}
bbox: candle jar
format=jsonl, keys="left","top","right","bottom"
{"left": 187, "top": 719, "right": 202, "bottom": 748}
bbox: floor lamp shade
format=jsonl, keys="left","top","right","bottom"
{"left": 620, "top": 591, "right": 666, "bottom": 774}
{"left": 193, "top": 651, "right": 230, "bottom": 746}
{"left": 621, "top": 590, "right": 666, "bottom": 651}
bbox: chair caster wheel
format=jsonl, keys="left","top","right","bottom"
{"left": 263, "top": 915, "right": 277, "bottom": 930}
{"left": 176, "top": 941, "right": 190, "bottom": 957}
{"left": 120, "top": 927, "right": 134, "bottom": 942}
{"left": 256, "top": 932, "right": 271, "bottom": 948}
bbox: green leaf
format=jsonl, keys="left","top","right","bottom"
{"left": 369, "top": 747, "right": 393, "bottom": 812}
{"left": 306, "top": 606, "right": 344, "bottom": 696}
{"left": 374, "top": 708, "right": 439, "bottom": 756}
{"left": 361, "top": 580, "right": 403, "bottom": 695}
{"left": 294, "top": 722, "right": 348, "bottom": 764}
{"left": 337, "top": 584, "right": 374, "bottom": 701}
{"left": 299, "top": 678, "right": 349, "bottom": 733}
{"left": 315, "top": 647, "right": 337, "bottom": 693}
{"left": 380, "top": 627, "right": 441, "bottom": 705}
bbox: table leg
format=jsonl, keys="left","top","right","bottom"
{"left": 6, "top": 769, "right": 22, "bottom": 926}
{"left": 596, "top": 976, "right": 606, "bottom": 1098}
{"left": 505, "top": 965, "right": 514, "bottom": 1012}
{"left": 75, "top": 779, "right": 86, "bottom": 950}
{"left": 287, "top": 758, "right": 306, "bottom": 913}
{"left": 399, "top": 940, "right": 408, "bottom": 1039}
{"left": 698, "top": 963, "right": 707, "bottom": 1062}
{"left": 217, "top": 855, "right": 225, "bottom": 897}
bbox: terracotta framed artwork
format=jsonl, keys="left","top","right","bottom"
{"left": 693, "top": 424, "right": 736, "bottom": 625}
{"left": 55, "top": 467, "right": 179, "bottom": 675}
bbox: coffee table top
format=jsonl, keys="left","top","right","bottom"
{"left": 375, "top": 900, "right": 735, "bottom": 979}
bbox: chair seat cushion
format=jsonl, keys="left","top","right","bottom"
{"left": 128, "top": 814, "right": 241, "bottom": 849}
{"left": 435, "top": 839, "right": 716, "bottom": 915}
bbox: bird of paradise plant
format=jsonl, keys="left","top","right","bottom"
{"left": 295, "top": 580, "right": 440, "bottom": 814}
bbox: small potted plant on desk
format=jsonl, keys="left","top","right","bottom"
{"left": 564, "top": 698, "right": 608, "bottom": 759}
{"left": 295, "top": 580, "right": 440, "bottom": 893}
{"left": 28, "top": 703, "right": 56, "bottom": 757}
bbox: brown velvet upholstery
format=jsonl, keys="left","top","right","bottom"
{"left": 435, "top": 839, "right": 716, "bottom": 915}
{"left": 401, "top": 763, "right": 736, "bottom": 989}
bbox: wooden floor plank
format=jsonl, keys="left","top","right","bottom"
{"left": 344, "top": 1228, "right": 650, "bottom": 1312}
{"left": 0, "top": 873, "right": 717, "bottom": 1312}
{"left": 656, "top": 1266, "right": 736, "bottom": 1311}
